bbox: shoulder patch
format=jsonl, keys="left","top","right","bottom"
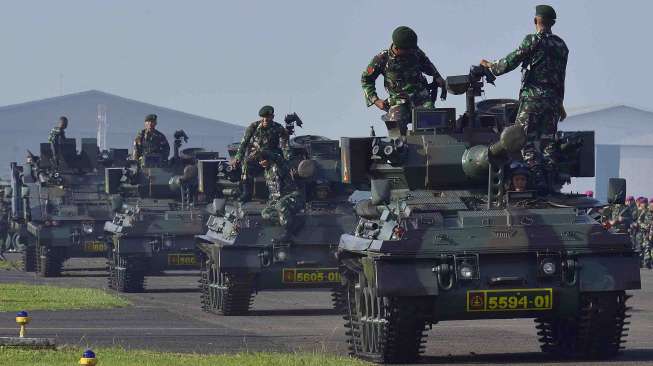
{"left": 366, "top": 66, "right": 375, "bottom": 75}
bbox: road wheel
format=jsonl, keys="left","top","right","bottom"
{"left": 535, "top": 291, "right": 631, "bottom": 359}
{"left": 343, "top": 258, "right": 429, "bottom": 363}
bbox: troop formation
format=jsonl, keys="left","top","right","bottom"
{"left": 602, "top": 195, "right": 653, "bottom": 269}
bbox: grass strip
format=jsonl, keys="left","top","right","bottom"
{"left": 0, "top": 283, "right": 129, "bottom": 312}
{"left": 0, "top": 346, "right": 369, "bottom": 366}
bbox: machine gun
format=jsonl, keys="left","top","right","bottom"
{"left": 284, "top": 113, "right": 303, "bottom": 136}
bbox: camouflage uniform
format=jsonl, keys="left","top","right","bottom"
{"left": 638, "top": 207, "right": 653, "bottom": 268}
{"left": 609, "top": 204, "right": 632, "bottom": 234}
{"left": 48, "top": 126, "right": 66, "bottom": 166}
{"left": 259, "top": 154, "right": 304, "bottom": 241}
{"left": 235, "top": 120, "right": 290, "bottom": 199}
{"left": 361, "top": 47, "right": 443, "bottom": 135}
{"left": 133, "top": 129, "right": 170, "bottom": 160}
{"left": 489, "top": 30, "right": 568, "bottom": 189}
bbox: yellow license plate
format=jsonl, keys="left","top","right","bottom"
{"left": 167, "top": 254, "right": 197, "bottom": 266}
{"left": 83, "top": 241, "right": 107, "bottom": 253}
{"left": 467, "top": 288, "right": 553, "bottom": 312}
{"left": 282, "top": 268, "right": 341, "bottom": 284}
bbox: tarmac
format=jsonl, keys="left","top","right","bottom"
{"left": 1, "top": 254, "right": 652, "bottom": 365}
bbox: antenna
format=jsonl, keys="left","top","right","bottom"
{"left": 96, "top": 104, "right": 108, "bottom": 150}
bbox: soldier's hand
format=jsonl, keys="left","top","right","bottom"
{"left": 230, "top": 159, "right": 240, "bottom": 167}
{"left": 559, "top": 105, "right": 567, "bottom": 122}
{"left": 374, "top": 99, "right": 389, "bottom": 111}
{"left": 259, "top": 159, "right": 269, "bottom": 168}
{"left": 480, "top": 59, "right": 492, "bottom": 69}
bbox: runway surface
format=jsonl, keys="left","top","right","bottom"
{"left": 1, "top": 255, "right": 652, "bottom": 365}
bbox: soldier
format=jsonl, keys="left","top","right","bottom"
{"left": 233, "top": 105, "right": 290, "bottom": 202}
{"left": 480, "top": 5, "right": 568, "bottom": 194}
{"left": 508, "top": 164, "right": 530, "bottom": 192}
{"left": 48, "top": 116, "right": 68, "bottom": 167}
{"left": 257, "top": 150, "right": 304, "bottom": 243}
{"left": 361, "top": 26, "right": 446, "bottom": 137}
{"left": 133, "top": 114, "right": 170, "bottom": 161}
{"left": 608, "top": 200, "right": 632, "bottom": 235}
{"left": 639, "top": 200, "right": 653, "bottom": 269}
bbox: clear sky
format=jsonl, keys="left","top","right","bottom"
{"left": 0, "top": 0, "right": 650, "bottom": 138}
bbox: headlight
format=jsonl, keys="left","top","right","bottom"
{"left": 163, "top": 236, "right": 174, "bottom": 248}
{"left": 82, "top": 223, "right": 94, "bottom": 234}
{"left": 541, "top": 260, "right": 557, "bottom": 275}
{"left": 275, "top": 247, "right": 288, "bottom": 262}
{"left": 459, "top": 264, "right": 474, "bottom": 279}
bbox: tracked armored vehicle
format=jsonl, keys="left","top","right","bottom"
{"left": 337, "top": 66, "right": 641, "bottom": 363}
{"left": 104, "top": 131, "right": 220, "bottom": 292}
{"left": 9, "top": 137, "right": 128, "bottom": 276}
{"left": 196, "top": 133, "right": 356, "bottom": 315}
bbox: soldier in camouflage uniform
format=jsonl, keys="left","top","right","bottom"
{"left": 608, "top": 201, "right": 632, "bottom": 234}
{"left": 133, "top": 114, "right": 170, "bottom": 161}
{"left": 48, "top": 116, "right": 68, "bottom": 167}
{"left": 639, "top": 200, "right": 653, "bottom": 269}
{"left": 257, "top": 150, "right": 304, "bottom": 243}
{"left": 0, "top": 186, "right": 10, "bottom": 261}
{"left": 361, "top": 26, "right": 446, "bottom": 137}
{"left": 233, "top": 105, "right": 290, "bottom": 202}
{"left": 481, "top": 5, "right": 568, "bottom": 194}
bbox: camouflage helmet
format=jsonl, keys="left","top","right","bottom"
{"left": 392, "top": 26, "right": 418, "bottom": 49}
{"left": 509, "top": 162, "right": 529, "bottom": 178}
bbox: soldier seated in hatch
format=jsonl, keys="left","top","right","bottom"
{"left": 508, "top": 163, "right": 530, "bottom": 193}
{"left": 133, "top": 114, "right": 170, "bottom": 162}
{"left": 232, "top": 105, "right": 290, "bottom": 202}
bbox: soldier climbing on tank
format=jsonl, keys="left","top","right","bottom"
{"left": 232, "top": 105, "right": 290, "bottom": 202}
{"left": 361, "top": 26, "right": 447, "bottom": 137}
{"left": 480, "top": 5, "right": 568, "bottom": 195}
{"left": 48, "top": 116, "right": 68, "bottom": 168}
{"left": 255, "top": 150, "right": 304, "bottom": 243}
{"left": 133, "top": 114, "right": 170, "bottom": 161}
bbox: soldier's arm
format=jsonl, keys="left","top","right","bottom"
{"left": 361, "top": 52, "right": 386, "bottom": 107}
{"left": 418, "top": 50, "right": 444, "bottom": 83}
{"left": 133, "top": 132, "right": 143, "bottom": 160}
{"left": 489, "top": 35, "right": 537, "bottom": 76}
{"left": 161, "top": 133, "right": 170, "bottom": 159}
{"left": 235, "top": 123, "right": 256, "bottom": 161}
{"left": 279, "top": 126, "right": 290, "bottom": 160}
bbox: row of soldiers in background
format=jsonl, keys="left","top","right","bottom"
{"left": 602, "top": 196, "right": 652, "bottom": 269}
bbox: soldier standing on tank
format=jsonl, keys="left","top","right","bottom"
{"left": 361, "top": 26, "right": 446, "bottom": 137}
{"left": 133, "top": 114, "right": 170, "bottom": 161}
{"left": 257, "top": 150, "right": 304, "bottom": 243}
{"left": 232, "top": 105, "right": 290, "bottom": 202}
{"left": 480, "top": 5, "right": 568, "bottom": 194}
{"left": 48, "top": 116, "right": 68, "bottom": 167}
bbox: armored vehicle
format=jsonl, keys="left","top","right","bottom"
{"left": 337, "top": 66, "right": 641, "bottom": 363}
{"left": 104, "top": 131, "right": 220, "bottom": 292}
{"left": 196, "top": 130, "right": 356, "bottom": 315}
{"left": 9, "top": 137, "right": 128, "bottom": 276}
